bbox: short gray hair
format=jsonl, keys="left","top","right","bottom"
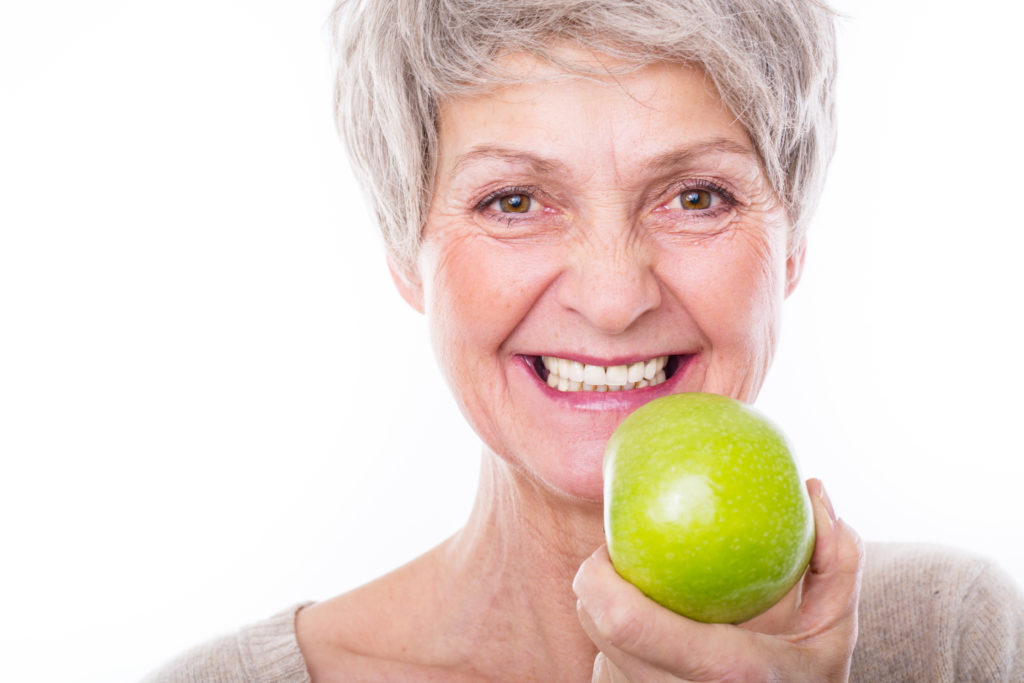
{"left": 330, "top": 0, "right": 837, "bottom": 265}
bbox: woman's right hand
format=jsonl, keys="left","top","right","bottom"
{"left": 574, "top": 479, "right": 864, "bottom": 682}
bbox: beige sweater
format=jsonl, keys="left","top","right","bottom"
{"left": 144, "top": 543, "right": 1024, "bottom": 682}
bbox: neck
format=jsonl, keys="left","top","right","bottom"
{"left": 436, "top": 449, "right": 605, "bottom": 679}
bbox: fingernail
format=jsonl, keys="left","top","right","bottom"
{"left": 572, "top": 555, "right": 602, "bottom": 617}
{"left": 572, "top": 558, "right": 589, "bottom": 599}
{"left": 819, "top": 481, "right": 837, "bottom": 524}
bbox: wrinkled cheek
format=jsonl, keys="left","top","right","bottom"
{"left": 420, "top": 239, "right": 530, "bottom": 432}
{"left": 691, "top": 242, "right": 787, "bottom": 399}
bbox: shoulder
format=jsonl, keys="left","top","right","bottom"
{"left": 142, "top": 603, "right": 313, "bottom": 683}
{"left": 852, "top": 542, "right": 1024, "bottom": 682}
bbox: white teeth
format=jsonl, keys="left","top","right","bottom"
{"left": 541, "top": 355, "right": 672, "bottom": 392}
{"left": 643, "top": 360, "right": 659, "bottom": 382}
{"left": 627, "top": 361, "right": 645, "bottom": 383}
{"left": 568, "top": 361, "right": 584, "bottom": 382}
{"left": 583, "top": 364, "right": 606, "bottom": 385}
{"left": 606, "top": 365, "right": 628, "bottom": 386}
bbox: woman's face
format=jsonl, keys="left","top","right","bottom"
{"left": 395, "top": 49, "right": 803, "bottom": 503}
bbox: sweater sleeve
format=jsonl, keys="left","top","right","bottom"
{"left": 141, "top": 603, "right": 312, "bottom": 683}
{"left": 852, "top": 543, "right": 1024, "bottom": 682}
{"left": 954, "top": 560, "right": 1024, "bottom": 681}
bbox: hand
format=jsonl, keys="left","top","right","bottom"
{"left": 573, "top": 479, "right": 863, "bottom": 682}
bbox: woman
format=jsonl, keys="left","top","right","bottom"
{"left": 146, "top": 0, "right": 1024, "bottom": 680}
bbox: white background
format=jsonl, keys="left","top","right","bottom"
{"left": 2, "top": 1, "right": 1022, "bottom": 681}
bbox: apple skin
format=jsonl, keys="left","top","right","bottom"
{"left": 604, "top": 392, "right": 814, "bottom": 624}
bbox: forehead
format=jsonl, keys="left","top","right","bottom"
{"left": 436, "top": 48, "right": 755, "bottom": 179}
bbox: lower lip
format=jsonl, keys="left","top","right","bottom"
{"left": 516, "top": 355, "right": 693, "bottom": 412}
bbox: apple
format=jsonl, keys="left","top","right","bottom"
{"left": 603, "top": 392, "right": 814, "bottom": 624}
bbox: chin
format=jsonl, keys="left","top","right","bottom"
{"left": 515, "top": 438, "right": 609, "bottom": 506}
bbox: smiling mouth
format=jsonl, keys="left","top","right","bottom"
{"left": 531, "top": 355, "right": 682, "bottom": 392}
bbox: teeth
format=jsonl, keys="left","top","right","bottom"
{"left": 583, "top": 364, "right": 606, "bottom": 385}
{"left": 540, "top": 355, "right": 672, "bottom": 393}
{"left": 568, "top": 361, "right": 584, "bottom": 382}
{"left": 627, "top": 361, "right": 645, "bottom": 383}
{"left": 606, "top": 365, "right": 628, "bottom": 386}
{"left": 643, "top": 358, "right": 658, "bottom": 380}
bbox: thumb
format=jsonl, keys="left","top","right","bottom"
{"left": 797, "top": 479, "right": 864, "bottom": 630}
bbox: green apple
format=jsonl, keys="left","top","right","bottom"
{"left": 604, "top": 392, "right": 814, "bottom": 624}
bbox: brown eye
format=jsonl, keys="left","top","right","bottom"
{"left": 498, "top": 194, "right": 531, "bottom": 213}
{"left": 680, "top": 189, "right": 712, "bottom": 210}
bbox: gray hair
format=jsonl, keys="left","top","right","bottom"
{"left": 330, "top": 0, "right": 837, "bottom": 266}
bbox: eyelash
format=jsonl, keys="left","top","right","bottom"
{"left": 475, "top": 185, "right": 542, "bottom": 213}
{"left": 663, "top": 179, "right": 737, "bottom": 214}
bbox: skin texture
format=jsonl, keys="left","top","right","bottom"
{"left": 295, "top": 47, "right": 863, "bottom": 682}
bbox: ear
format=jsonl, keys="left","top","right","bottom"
{"left": 784, "top": 237, "right": 807, "bottom": 298}
{"left": 387, "top": 253, "right": 425, "bottom": 313}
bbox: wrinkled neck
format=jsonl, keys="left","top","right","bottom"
{"left": 435, "top": 448, "right": 605, "bottom": 676}
{"left": 450, "top": 447, "right": 605, "bottom": 579}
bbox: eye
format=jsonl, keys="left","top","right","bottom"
{"left": 494, "top": 193, "right": 533, "bottom": 213}
{"left": 676, "top": 189, "right": 714, "bottom": 210}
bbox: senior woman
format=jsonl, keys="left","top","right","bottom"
{"left": 146, "top": 0, "right": 1024, "bottom": 681}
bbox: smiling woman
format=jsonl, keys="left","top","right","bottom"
{"left": 138, "top": 0, "right": 1024, "bottom": 681}
{"left": 400, "top": 53, "right": 798, "bottom": 504}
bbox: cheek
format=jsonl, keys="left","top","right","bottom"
{"left": 422, "top": 233, "right": 558, "bottom": 364}
{"left": 672, "top": 230, "right": 787, "bottom": 346}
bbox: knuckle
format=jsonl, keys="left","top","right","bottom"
{"left": 595, "top": 603, "right": 647, "bottom": 652}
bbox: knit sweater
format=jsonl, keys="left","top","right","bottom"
{"left": 143, "top": 543, "right": 1024, "bottom": 682}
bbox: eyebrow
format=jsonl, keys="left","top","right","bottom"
{"left": 448, "top": 138, "right": 757, "bottom": 181}
{"left": 449, "top": 146, "right": 570, "bottom": 180}
{"left": 644, "top": 138, "right": 758, "bottom": 173}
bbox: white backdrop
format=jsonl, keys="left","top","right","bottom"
{"left": 2, "top": 1, "right": 1022, "bottom": 681}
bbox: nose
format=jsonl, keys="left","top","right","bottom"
{"left": 555, "top": 234, "right": 662, "bottom": 335}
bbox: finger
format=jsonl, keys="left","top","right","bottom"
{"left": 579, "top": 604, "right": 685, "bottom": 683}
{"left": 796, "top": 479, "right": 865, "bottom": 631}
{"left": 591, "top": 652, "right": 613, "bottom": 683}
{"left": 592, "top": 651, "right": 634, "bottom": 683}
{"left": 573, "top": 545, "right": 767, "bottom": 679}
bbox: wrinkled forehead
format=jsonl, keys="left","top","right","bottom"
{"left": 435, "top": 48, "right": 757, "bottom": 182}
